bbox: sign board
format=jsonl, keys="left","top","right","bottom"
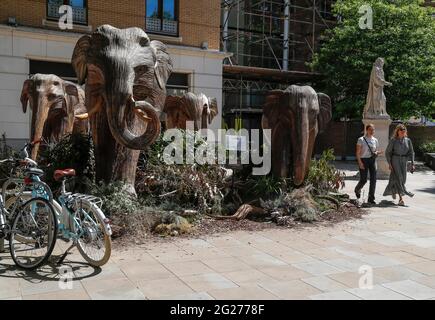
{"left": 226, "top": 135, "right": 247, "bottom": 152}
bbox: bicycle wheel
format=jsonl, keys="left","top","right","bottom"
{"left": 74, "top": 200, "right": 111, "bottom": 267}
{"left": 9, "top": 197, "right": 58, "bottom": 270}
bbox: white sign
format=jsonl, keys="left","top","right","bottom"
{"left": 226, "top": 135, "right": 247, "bottom": 152}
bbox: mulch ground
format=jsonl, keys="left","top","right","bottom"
{"left": 112, "top": 202, "right": 368, "bottom": 248}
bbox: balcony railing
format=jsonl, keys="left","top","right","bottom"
{"left": 146, "top": 17, "right": 178, "bottom": 36}
{"left": 47, "top": 3, "right": 87, "bottom": 25}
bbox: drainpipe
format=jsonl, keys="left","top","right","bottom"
{"left": 283, "top": 0, "right": 290, "bottom": 71}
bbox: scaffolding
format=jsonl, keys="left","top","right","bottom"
{"left": 221, "top": 0, "right": 335, "bottom": 120}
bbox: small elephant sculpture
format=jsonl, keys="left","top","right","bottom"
{"left": 20, "top": 74, "right": 89, "bottom": 159}
{"left": 164, "top": 92, "right": 218, "bottom": 130}
{"left": 262, "top": 85, "right": 332, "bottom": 186}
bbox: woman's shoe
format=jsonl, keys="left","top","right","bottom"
{"left": 398, "top": 200, "right": 405, "bottom": 206}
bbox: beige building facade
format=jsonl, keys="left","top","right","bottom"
{"left": 0, "top": 0, "right": 225, "bottom": 147}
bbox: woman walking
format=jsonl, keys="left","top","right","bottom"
{"left": 383, "top": 124, "right": 415, "bottom": 206}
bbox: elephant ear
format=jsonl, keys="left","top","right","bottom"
{"left": 150, "top": 40, "right": 173, "bottom": 90}
{"left": 163, "top": 95, "right": 181, "bottom": 114}
{"left": 20, "top": 79, "right": 33, "bottom": 113}
{"left": 317, "top": 93, "right": 332, "bottom": 133}
{"left": 262, "top": 90, "right": 285, "bottom": 129}
{"left": 72, "top": 35, "right": 91, "bottom": 85}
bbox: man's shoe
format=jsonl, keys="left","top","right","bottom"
{"left": 368, "top": 200, "right": 376, "bottom": 205}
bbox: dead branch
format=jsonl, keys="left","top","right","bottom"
{"left": 207, "top": 204, "right": 267, "bottom": 221}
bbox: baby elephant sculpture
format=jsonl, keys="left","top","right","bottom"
{"left": 262, "top": 85, "right": 332, "bottom": 186}
{"left": 21, "top": 74, "right": 89, "bottom": 159}
{"left": 164, "top": 92, "right": 218, "bottom": 130}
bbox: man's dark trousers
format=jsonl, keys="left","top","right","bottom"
{"left": 355, "top": 157, "right": 377, "bottom": 202}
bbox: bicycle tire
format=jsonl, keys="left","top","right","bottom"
{"left": 9, "top": 197, "right": 58, "bottom": 270}
{"left": 75, "top": 199, "right": 111, "bottom": 267}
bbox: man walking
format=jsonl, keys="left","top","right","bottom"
{"left": 355, "top": 124, "right": 382, "bottom": 205}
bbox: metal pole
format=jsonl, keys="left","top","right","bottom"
{"left": 312, "top": 0, "right": 316, "bottom": 52}
{"left": 283, "top": 0, "right": 290, "bottom": 71}
{"left": 223, "top": 1, "right": 230, "bottom": 52}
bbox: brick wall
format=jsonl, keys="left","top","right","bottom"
{"left": 315, "top": 121, "right": 435, "bottom": 158}
{"left": 0, "top": 0, "right": 221, "bottom": 50}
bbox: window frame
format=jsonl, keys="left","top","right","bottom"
{"left": 46, "top": 0, "right": 89, "bottom": 26}
{"left": 145, "top": 0, "right": 179, "bottom": 37}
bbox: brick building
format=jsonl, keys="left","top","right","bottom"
{"left": 0, "top": 0, "right": 226, "bottom": 147}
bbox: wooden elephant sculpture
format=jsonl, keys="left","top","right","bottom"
{"left": 72, "top": 25, "right": 173, "bottom": 194}
{"left": 262, "top": 85, "right": 332, "bottom": 186}
{"left": 164, "top": 92, "right": 218, "bottom": 130}
{"left": 20, "top": 74, "right": 89, "bottom": 159}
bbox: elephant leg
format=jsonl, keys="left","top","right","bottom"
{"left": 304, "top": 129, "right": 318, "bottom": 179}
{"left": 91, "top": 110, "right": 140, "bottom": 196}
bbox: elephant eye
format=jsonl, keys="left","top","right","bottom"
{"left": 139, "top": 37, "right": 149, "bottom": 47}
{"left": 53, "top": 81, "right": 60, "bottom": 86}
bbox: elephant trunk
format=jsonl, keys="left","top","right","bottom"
{"left": 30, "top": 96, "right": 50, "bottom": 160}
{"left": 293, "top": 107, "right": 310, "bottom": 186}
{"left": 105, "top": 64, "right": 161, "bottom": 150}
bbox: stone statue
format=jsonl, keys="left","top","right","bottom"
{"left": 363, "top": 58, "right": 392, "bottom": 119}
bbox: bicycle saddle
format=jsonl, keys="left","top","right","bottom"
{"left": 25, "top": 167, "right": 44, "bottom": 177}
{"left": 54, "top": 169, "right": 76, "bottom": 181}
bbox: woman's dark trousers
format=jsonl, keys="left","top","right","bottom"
{"left": 355, "top": 157, "right": 377, "bottom": 202}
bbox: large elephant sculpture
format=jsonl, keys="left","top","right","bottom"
{"left": 163, "top": 92, "right": 218, "bottom": 130}
{"left": 72, "top": 25, "right": 173, "bottom": 193}
{"left": 20, "top": 74, "right": 89, "bottom": 159}
{"left": 262, "top": 85, "right": 332, "bottom": 186}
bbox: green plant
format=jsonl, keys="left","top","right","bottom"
{"left": 89, "top": 181, "right": 141, "bottom": 216}
{"left": 39, "top": 133, "right": 95, "bottom": 192}
{"left": 418, "top": 141, "right": 435, "bottom": 154}
{"left": 307, "top": 149, "right": 346, "bottom": 194}
{"left": 0, "top": 133, "right": 19, "bottom": 184}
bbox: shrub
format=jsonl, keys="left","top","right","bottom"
{"left": 39, "top": 133, "right": 95, "bottom": 192}
{"left": 135, "top": 133, "right": 227, "bottom": 214}
{"left": 307, "top": 149, "right": 345, "bottom": 194}
{"left": 417, "top": 141, "right": 435, "bottom": 154}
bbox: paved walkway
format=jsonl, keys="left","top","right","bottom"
{"left": 1, "top": 163, "right": 434, "bottom": 300}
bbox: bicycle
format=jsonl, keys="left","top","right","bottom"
{"left": 0, "top": 158, "right": 58, "bottom": 270}
{"left": 2, "top": 141, "right": 112, "bottom": 267}
{"left": 53, "top": 169, "right": 112, "bottom": 266}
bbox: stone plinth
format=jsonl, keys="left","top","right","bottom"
{"left": 363, "top": 118, "right": 392, "bottom": 179}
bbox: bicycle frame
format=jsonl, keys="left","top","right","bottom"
{"left": 56, "top": 179, "right": 110, "bottom": 241}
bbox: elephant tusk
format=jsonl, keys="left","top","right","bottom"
{"left": 75, "top": 113, "right": 89, "bottom": 120}
{"left": 134, "top": 108, "right": 152, "bottom": 122}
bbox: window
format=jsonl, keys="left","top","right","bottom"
{"left": 146, "top": 0, "right": 178, "bottom": 36}
{"left": 47, "top": 0, "right": 88, "bottom": 25}
{"left": 166, "top": 73, "right": 189, "bottom": 96}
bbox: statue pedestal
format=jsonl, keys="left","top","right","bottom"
{"left": 363, "top": 118, "right": 392, "bottom": 180}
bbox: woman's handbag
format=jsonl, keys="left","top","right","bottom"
{"left": 363, "top": 137, "right": 377, "bottom": 160}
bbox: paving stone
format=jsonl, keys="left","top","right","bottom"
{"left": 208, "top": 285, "right": 279, "bottom": 300}
{"left": 406, "top": 261, "right": 435, "bottom": 276}
{"left": 382, "top": 280, "right": 435, "bottom": 300}
{"left": 301, "top": 276, "right": 348, "bottom": 292}
{"left": 201, "top": 257, "right": 252, "bottom": 273}
{"left": 346, "top": 285, "right": 410, "bottom": 300}
{"left": 309, "top": 291, "right": 361, "bottom": 300}
{"left": 259, "top": 279, "right": 321, "bottom": 299}
{"left": 292, "top": 260, "right": 344, "bottom": 276}
{"left": 81, "top": 278, "right": 145, "bottom": 300}
{"left": 181, "top": 273, "right": 238, "bottom": 292}
{"left": 163, "top": 261, "right": 215, "bottom": 277}
{"left": 137, "top": 277, "right": 194, "bottom": 299}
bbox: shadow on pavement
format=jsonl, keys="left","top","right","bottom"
{"left": 0, "top": 251, "right": 101, "bottom": 282}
